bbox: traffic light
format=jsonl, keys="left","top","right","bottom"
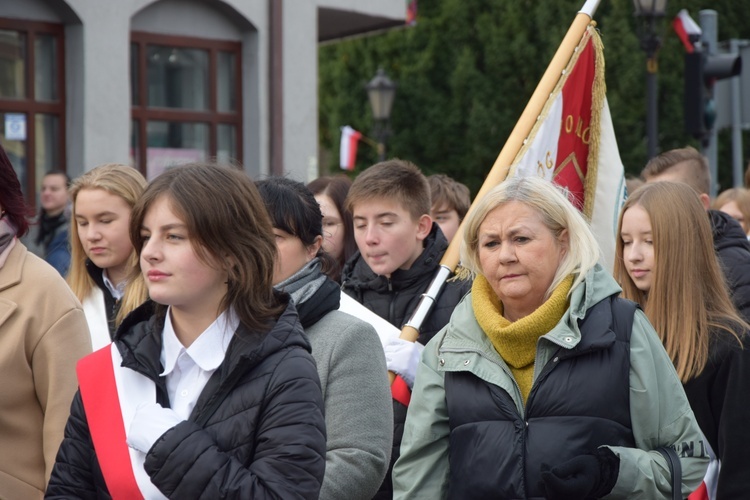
{"left": 684, "top": 50, "right": 742, "bottom": 140}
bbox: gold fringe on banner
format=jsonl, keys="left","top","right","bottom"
{"left": 583, "top": 26, "right": 606, "bottom": 220}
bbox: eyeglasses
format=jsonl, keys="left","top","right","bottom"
{"left": 322, "top": 219, "right": 342, "bottom": 238}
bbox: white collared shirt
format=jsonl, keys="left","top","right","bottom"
{"left": 159, "top": 307, "right": 238, "bottom": 420}
{"left": 102, "top": 270, "right": 126, "bottom": 300}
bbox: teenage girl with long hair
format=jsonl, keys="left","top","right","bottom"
{"left": 67, "top": 164, "right": 149, "bottom": 349}
{"left": 615, "top": 181, "right": 750, "bottom": 498}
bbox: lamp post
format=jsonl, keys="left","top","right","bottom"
{"left": 366, "top": 68, "right": 397, "bottom": 162}
{"left": 633, "top": 0, "right": 668, "bottom": 160}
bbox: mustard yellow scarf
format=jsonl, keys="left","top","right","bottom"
{"left": 472, "top": 274, "right": 573, "bottom": 403}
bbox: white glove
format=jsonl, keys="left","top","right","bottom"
{"left": 126, "top": 402, "right": 184, "bottom": 453}
{"left": 383, "top": 337, "right": 425, "bottom": 389}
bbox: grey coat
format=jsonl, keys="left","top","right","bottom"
{"left": 307, "top": 309, "right": 393, "bottom": 500}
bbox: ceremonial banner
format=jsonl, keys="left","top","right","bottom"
{"left": 391, "top": 1, "right": 605, "bottom": 383}
{"left": 339, "top": 125, "right": 362, "bottom": 171}
{"left": 508, "top": 26, "right": 625, "bottom": 271}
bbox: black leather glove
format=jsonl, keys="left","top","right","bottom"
{"left": 540, "top": 447, "right": 620, "bottom": 500}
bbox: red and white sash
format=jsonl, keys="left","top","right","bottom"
{"left": 77, "top": 344, "right": 167, "bottom": 499}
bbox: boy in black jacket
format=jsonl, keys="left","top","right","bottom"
{"left": 341, "top": 159, "right": 471, "bottom": 499}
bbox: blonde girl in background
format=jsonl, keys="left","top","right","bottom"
{"left": 68, "top": 164, "right": 149, "bottom": 349}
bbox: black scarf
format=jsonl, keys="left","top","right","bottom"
{"left": 35, "top": 210, "right": 66, "bottom": 247}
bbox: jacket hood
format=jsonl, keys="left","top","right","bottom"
{"left": 567, "top": 263, "right": 622, "bottom": 322}
{"left": 342, "top": 222, "right": 447, "bottom": 293}
{"left": 709, "top": 209, "right": 750, "bottom": 253}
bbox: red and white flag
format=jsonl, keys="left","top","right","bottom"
{"left": 406, "top": 0, "right": 418, "bottom": 26}
{"left": 339, "top": 125, "right": 362, "bottom": 171}
{"left": 509, "top": 25, "right": 626, "bottom": 271}
{"left": 673, "top": 9, "right": 702, "bottom": 54}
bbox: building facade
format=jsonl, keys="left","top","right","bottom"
{"left": 0, "top": 0, "right": 403, "bottom": 206}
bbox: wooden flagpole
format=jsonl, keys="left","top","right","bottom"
{"left": 389, "top": 0, "right": 602, "bottom": 384}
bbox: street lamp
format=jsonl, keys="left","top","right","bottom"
{"left": 366, "top": 68, "right": 397, "bottom": 162}
{"left": 633, "top": 0, "right": 668, "bottom": 160}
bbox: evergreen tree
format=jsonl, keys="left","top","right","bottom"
{"left": 319, "top": 0, "right": 748, "bottom": 193}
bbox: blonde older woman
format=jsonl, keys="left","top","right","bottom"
{"left": 392, "top": 176, "right": 707, "bottom": 499}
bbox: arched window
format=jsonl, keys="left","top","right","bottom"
{"left": 130, "top": 32, "right": 241, "bottom": 179}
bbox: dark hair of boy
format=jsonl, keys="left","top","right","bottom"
{"left": 641, "top": 146, "right": 710, "bottom": 196}
{"left": 345, "top": 159, "right": 431, "bottom": 221}
{"left": 45, "top": 169, "right": 71, "bottom": 186}
{"left": 428, "top": 174, "right": 471, "bottom": 220}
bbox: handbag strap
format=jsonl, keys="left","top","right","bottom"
{"left": 656, "top": 446, "right": 682, "bottom": 500}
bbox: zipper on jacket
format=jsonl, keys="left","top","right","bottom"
{"left": 520, "top": 346, "right": 563, "bottom": 499}
{"left": 524, "top": 345, "right": 565, "bottom": 414}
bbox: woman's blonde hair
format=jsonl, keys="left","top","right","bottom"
{"left": 614, "top": 181, "right": 746, "bottom": 382}
{"left": 67, "top": 164, "right": 148, "bottom": 325}
{"left": 460, "top": 176, "right": 600, "bottom": 300}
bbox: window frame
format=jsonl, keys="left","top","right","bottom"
{"left": 130, "top": 31, "right": 243, "bottom": 175}
{"left": 0, "top": 18, "right": 66, "bottom": 207}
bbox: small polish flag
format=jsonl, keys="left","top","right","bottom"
{"left": 340, "top": 125, "right": 362, "bottom": 171}
{"left": 406, "top": 0, "right": 417, "bottom": 26}
{"left": 673, "top": 9, "right": 702, "bottom": 54}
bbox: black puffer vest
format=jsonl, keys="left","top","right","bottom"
{"left": 444, "top": 296, "right": 637, "bottom": 499}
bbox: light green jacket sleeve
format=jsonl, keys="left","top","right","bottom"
{"left": 605, "top": 310, "right": 708, "bottom": 499}
{"left": 392, "top": 333, "right": 450, "bottom": 500}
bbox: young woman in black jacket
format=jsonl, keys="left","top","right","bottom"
{"left": 47, "top": 163, "right": 326, "bottom": 499}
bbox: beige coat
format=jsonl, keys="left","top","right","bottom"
{"left": 0, "top": 242, "right": 91, "bottom": 499}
